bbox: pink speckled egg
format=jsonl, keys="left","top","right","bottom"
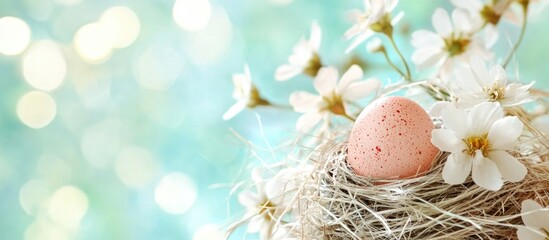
{"left": 347, "top": 96, "right": 439, "bottom": 179}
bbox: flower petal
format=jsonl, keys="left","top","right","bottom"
{"left": 489, "top": 64, "right": 508, "bottom": 85}
{"left": 391, "top": 11, "right": 404, "bottom": 25}
{"left": 247, "top": 215, "right": 263, "bottom": 233}
{"left": 314, "top": 67, "right": 338, "bottom": 96}
{"left": 345, "top": 30, "right": 374, "bottom": 53}
{"left": 517, "top": 226, "right": 546, "bottom": 240}
{"left": 296, "top": 112, "right": 322, "bottom": 132}
{"left": 431, "top": 129, "right": 464, "bottom": 152}
{"left": 337, "top": 64, "right": 363, "bottom": 94}
{"left": 412, "top": 47, "right": 445, "bottom": 70}
{"left": 488, "top": 150, "right": 526, "bottom": 182}
{"left": 450, "top": 0, "right": 482, "bottom": 13}
{"left": 432, "top": 8, "right": 453, "bottom": 37}
{"left": 468, "top": 102, "right": 503, "bottom": 134}
{"left": 487, "top": 116, "right": 523, "bottom": 150}
{"left": 521, "top": 199, "right": 549, "bottom": 230}
{"left": 309, "top": 21, "right": 322, "bottom": 51}
{"left": 471, "top": 151, "right": 503, "bottom": 191}
{"left": 429, "top": 101, "right": 453, "bottom": 118}
{"left": 238, "top": 190, "right": 260, "bottom": 208}
{"left": 452, "top": 9, "right": 473, "bottom": 33}
{"left": 441, "top": 104, "right": 467, "bottom": 137}
{"left": 223, "top": 100, "right": 247, "bottom": 120}
{"left": 289, "top": 91, "right": 321, "bottom": 112}
{"left": 442, "top": 152, "right": 472, "bottom": 184}
{"left": 411, "top": 30, "right": 444, "bottom": 48}
{"left": 469, "top": 55, "right": 490, "bottom": 86}
{"left": 342, "top": 78, "right": 380, "bottom": 101}
{"left": 275, "top": 64, "right": 302, "bottom": 81}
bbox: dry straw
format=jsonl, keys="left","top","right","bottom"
{"left": 291, "top": 140, "right": 549, "bottom": 240}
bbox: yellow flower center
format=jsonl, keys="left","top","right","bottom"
{"left": 247, "top": 86, "right": 270, "bottom": 108}
{"left": 322, "top": 93, "right": 346, "bottom": 116}
{"left": 370, "top": 14, "right": 393, "bottom": 35}
{"left": 484, "top": 84, "right": 505, "bottom": 102}
{"left": 258, "top": 199, "right": 276, "bottom": 221}
{"left": 303, "top": 52, "right": 322, "bottom": 77}
{"left": 480, "top": 5, "right": 501, "bottom": 25}
{"left": 463, "top": 134, "right": 491, "bottom": 157}
{"left": 445, "top": 37, "right": 471, "bottom": 57}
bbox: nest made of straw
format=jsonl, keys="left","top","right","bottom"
{"left": 293, "top": 142, "right": 549, "bottom": 240}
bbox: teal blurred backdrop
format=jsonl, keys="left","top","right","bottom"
{"left": 0, "top": 0, "right": 547, "bottom": 239}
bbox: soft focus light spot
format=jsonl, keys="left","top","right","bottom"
{"left": 48, "top": 186, "right": 88, "bottom": 228}
{"left": 23, "top": 41, "right": 67, "bottom": 91}
{"left": 142, "top": 92, "right": 185, "bottom": 128}
{"left": 268, "top": 0, "right": 294, "bottom": 6}
{"left": 16, "top": 91, "right": 57, "bottom": 129}
{"left": 0, "top": 17, "right": 31, "bottom": 55}
{"left": 115, "top": 146, "right": 157, "bottom": 188}
{"left": 99, "top": 6, "right": 140, "bottom": 48}
{"left": 134, "top": 45, "right": 184, "bottom": 90}
{"left": 53, "top": 0, "right": 81, "bottom": 6}
{"left": 155, "top": 172, "right": 197, "bottom": 215}
{"left": 80, "top": 120, "right": 121, "bottom": 168}
{"left": 193, "top": 224, "right": 224, "bottom": 240}
{"left": 73, "top": 22, "right": 113, "bottom": 63}
{"left": 25, "top": 220, "right": 70, "bottom": 240}
{"left": 36, "top": 155, "right": 72, "bottom": 184}
{"left": 187, "top": 8, "right": 233, "bottom": 65}
{"left": 19, "top": 179, "right": 50, "bottom": 216}
{"left": 173, "top": 0, "right": 211, "bottom": 31}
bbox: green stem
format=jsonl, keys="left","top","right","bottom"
{"left": 503, "top": 5, "right": 528, "bottom": 68}
{"left": 387, "top": 34, "right": 412, "bottom": 81}
{"left": 381, "top": 50, "right": 407, "bottom": 80}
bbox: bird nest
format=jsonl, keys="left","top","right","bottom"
{"left": 291, "top": 142, "right": 549, "bottom": 240}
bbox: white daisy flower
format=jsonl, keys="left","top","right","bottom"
{"left": 431, "top": 102, "right": 526, "bottom": 191}
{"left": 411, "top": 8, "right": 496, "bottom": 75}
{"left": 275, "top": 21, "right": 322, "bottom": 81}
{"left": 517, "top": 199, "right": 549, "bottom": 240}
{"left": 452, "top": 56, "right": 535, "bottom": 108}
{"left": 344, "top": 0, "right": 404, "bottom": 53}
{"left": 223, "top": 65, "right": 269, "bottom": 120}
{"left": 450, "top": 0, "right": 515, "bottom": 27}
{"left": 238, "top": 169, "right": 292, "bottom": 239}
{"left": 289, "top": 65, "right": 380, "bottom": 132}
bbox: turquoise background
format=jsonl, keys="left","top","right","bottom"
{"left": 0, "top": 0, "right": 547, "bottom": 239}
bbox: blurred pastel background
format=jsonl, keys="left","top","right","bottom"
{"left": 0, "top": 0, "right": 547, "bottom": 239}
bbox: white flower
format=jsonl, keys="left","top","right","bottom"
{"left": 517, "top": 199, "right": 549, "bottom": 240}
{"left": 223, "top": 65, "right": 269, "bottom": 120}
{"left": 275, "top": 21, "right": 322, "bottom": 81}
{"left": 411, "top": 8, "right": 496, "bottom": 75}
{"left": 431, "top": 102, "right": 526, "bottom": 191}
{"left": 238, "top": 169, "right": 291, "bottom": 239}
{"left": 452, "top": 56, "right": 535, "bottom": 108}
{"left": 450, "top": 0, "right": 515, "bottom": 27}
{"left": 344, "top": 0, "right": 403, "bottom": 53}
{"left": 289, "top": 65, "right": 380, "bottom": 132}
{"left": 366, "top": 37, "right": 384, "bottom": 53}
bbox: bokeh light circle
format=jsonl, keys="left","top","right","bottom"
{"left": 73, "top": 22, "right": 113, "bottom": 63}
{"left": 173, "top": 0, "right": 211, "bottom": 31}
{"left": 99, "top": 6, "right": 141, "bottom": 49}
{"left": 115, "top": 146, "right": 157, "bottom": 188}
{"left": 19, "top": 179, "right": 50, "bottom": 216}
{"left": 155, "top": 172, "right": 197, "bottom": 215}
{"left": 193, "top": 224, "right": 225, "bottom": 240}
{"left": 134, "top": 45, "right": 184, "bottom": 90}
{"left": 48, "top": 185, "right": 89, "bottom": 227}
{"left": 23, "top": 40, "right": 67, "bottom": 91}
{"left": 0, "top": 16, "right": 31, "bottom": 56}
{"left": 16, "top": 91, "right": 57, "bottom": 129}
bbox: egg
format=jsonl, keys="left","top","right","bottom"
{"left": 347, "top": 96, "right": 439, "bottom": 179}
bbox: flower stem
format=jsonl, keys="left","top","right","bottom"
{"left": 503, "top": 5, "right": 528, "bottom": 68}
{"left": 381, "top": 50, "right": 407, "bottom": 80}
{"left": 387, "top": 34, "right": 412, "bottom": 81}
{"left": 341, "top": 112, "right": 356, "bottom": 122}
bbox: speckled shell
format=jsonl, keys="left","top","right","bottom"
{"left": 347, "top": 96, "right": 439, "bottom": 179}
